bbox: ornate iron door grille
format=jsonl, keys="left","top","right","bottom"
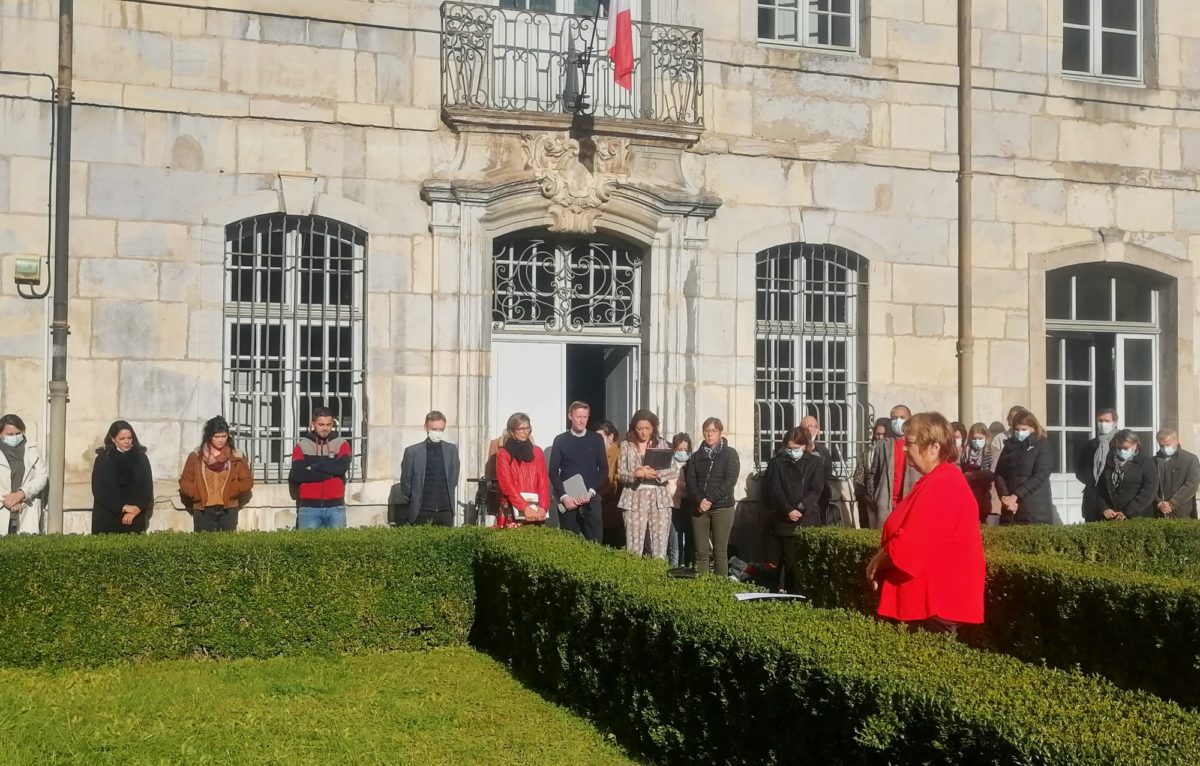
{"left": 492, "top": 233, "right": 642, "bottom": 335}
{"left": 754, "top": 243, "right": 870, "bottom": 480}
{"left": 223, "top": 214, "right": 367, "bottom": 482}
{"left": 441, "top": 1, "right": 703, "bottom": 126}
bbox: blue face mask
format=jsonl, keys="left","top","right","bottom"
{"left": 970, "top": 438, "right": 986, "bottom": 450}
{"left": 673, "top": 451, "right": 689, "bottom": 462}
{"left": 1, "top": 434, "right": 24, "bottom": 448}
{"left": 1014, "top": 429, "right": 1032, "bottom": 442}
{"left": 786, "top": 448, "right": 804, "bottom": 460}
{"left": 1162, "top": 445, "right": 1177, "bottom": 457}
{"left": 1117, "top": 447, "right": 1135, "bottom": 461}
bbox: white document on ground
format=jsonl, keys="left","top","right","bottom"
{"left": 733, "top": 593, "right": 808, "bottom": 602}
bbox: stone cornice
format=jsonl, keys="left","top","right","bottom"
{"left": 441, "top": 107, "right": 703, "bottom": 149}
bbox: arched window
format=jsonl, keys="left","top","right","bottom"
{"left": 223, "top": 214, "right": 367, "bottom": 481}
{"left": 492, "top": 232, "right": 643, "bottom": 335}
{"left": 754, "top": 243, "right": 869, "bottom": 472}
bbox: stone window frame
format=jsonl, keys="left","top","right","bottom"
{"left": 222, "top": 213, "right": 368, "bottom": 484}
{"left": 756, "top": 0, "right": 860, "bottom": 54}
{"left": 1061, "top": 0, "right": 1148, "bottom": 85}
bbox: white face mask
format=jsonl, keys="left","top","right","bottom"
{"left": 1162, "top": 445, "right": 1178, "bottom": 457}
{"left": 786, "top": 448, "right": 804, "bottom": 460}
{"left": 954, "top": 438, "right": 963, "bottom": 449}
{"left": 1, "top": 434, "right": 24, "bottom": 448}
{"left": 891, "top": 418, "right": 906, "bottom": 436}
{"left": 427, "top": 430, "right": 444, "bottom": 444}
{"left": 1098, "top": 421, "right": 1116, "bottom": 435}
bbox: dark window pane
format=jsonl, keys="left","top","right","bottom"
{"left": 831, "top": 15, "right": 853, "bottom": 47}
{"left": 1063, "top": 26, "right": 1091, "bottom": 73}
{"left": 1065, "top": 431, "right": 1092, "bottom": 475}
{"left": 1075, "top": 273, "right": 1112, "bottom": 321}
{"left": 1123, "top": 338, "right": 1153, "bottom": 382}
{"left": 1047, "top": 338, "right": 1061, "bottom": 379}
{"left": 1124, "top": 385, "right": 1153, "bottom": 426}
{"left": 1064, "top": 0, "right": 1091, "bottom": 24}
{"left": 1065, "top": 385, "right": 1092, "bottom": 427}
{"left": 1101, "top": 0, "right": 1138, "bottom": 31}
{"left": 1047, "top": 383, "right": 1063, "bottom": 426}
{"left": 1114, "top": 279, "right": 1153, "bottom": 322}
{"left": 832, "top": 0, "right": 852, "bottom": 11}
{"left": 1101, "top": 31, "right": 1139, "bottom": 77}
{"left": 758, "top": 8, "right": 777, "bottom": 38}
{"left": 1046, "top": 433, "right": 1062, "bottom": 474}
{"left": 1064, "top": 338, "right": 1092, "bottom": 381}
{"left": 574, "top": 0, "right": 600, "bottom": 16}
{"left": 1047, "top": 271, "right": 1072, "bottom": 319}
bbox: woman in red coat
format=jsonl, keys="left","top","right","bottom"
{"left": 495, "top": 412, "right": 551, "bottom": 526}
{"left": 865, "top": 411, "right": 986, "bottom": 636}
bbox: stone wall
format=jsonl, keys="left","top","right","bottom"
{"left": 0, "top": 0, "right": 1197, "bottom": 535}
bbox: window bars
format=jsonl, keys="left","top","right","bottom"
{"left": 223, "top": 214, "right": 367, "bottom": 482}
{"left": 754, "top": 243, "right": 870, "bottom": 478}
{"left": 492, "top": 233, "right": 643, "bottom": 335}
{"left": 441, "top": 1, "right": 704, "bottom": 126}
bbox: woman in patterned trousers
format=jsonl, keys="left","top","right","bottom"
{"left": 617, "top": 409, "right": 677, "bottom": 559}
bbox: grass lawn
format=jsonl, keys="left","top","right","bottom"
{"left": 0, "top": 647, "right": 642, "bottom": 765}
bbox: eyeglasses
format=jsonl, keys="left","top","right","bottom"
{"left": 514, "top": 426, "right": 531, "bottom": 433}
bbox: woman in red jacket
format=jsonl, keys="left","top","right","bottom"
{"left": 495, "top": 412, "right": 551, "bottom": 526}
{"left": 865, "top": 411, "right": 985, "bottom": 637}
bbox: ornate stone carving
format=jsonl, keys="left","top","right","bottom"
{"left": 521, "top": 133, "right": 631, "bottom": 234}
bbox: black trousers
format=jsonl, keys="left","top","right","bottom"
{"left": 557, "top": 495, "right": 603, "bottom": 543}
{"left": 193, "top": 507, "right": 238, "bottom": 532}
{"left": 413, "top": 509, "right": 454, "bottom": 527}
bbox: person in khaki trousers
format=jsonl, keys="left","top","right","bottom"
{"left": 684, "top": 418, "right": 740, "bottom": 577}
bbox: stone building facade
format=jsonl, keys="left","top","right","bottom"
{"left": 0, "top": 0, "right": 1197, "bottom": 535}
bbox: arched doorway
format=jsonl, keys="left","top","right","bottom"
{"left": 1044, "top": 262, "right": 1174, "bottom": 522}
{"left": 489, "top": 229, "right": 645, "bottom": 439}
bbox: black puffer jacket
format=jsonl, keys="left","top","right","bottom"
{"left": 684, "top": 438, "right": 740, "bottom": 510}
{"left": 994, "top": 435, "right": 1053, "bottom": 525}
{"left": 764, "top": 450, "right": 826, "bottom": 529}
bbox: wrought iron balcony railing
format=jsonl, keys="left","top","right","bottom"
{"left": 440, "top": 1, "right": 703, "bottom": 130}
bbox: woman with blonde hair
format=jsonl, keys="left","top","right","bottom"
{"left": 494, "top": 412, "right": 550, "bottom": 526}
{"left": 866, "top": 412, "right": 985, "bottom": 637}
{"left": 993, "top": 410, "right": 1053, "bottom": 525}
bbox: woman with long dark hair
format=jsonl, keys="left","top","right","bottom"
{"left": 179, "top": 415, "right": 253, "bottom": 532}
{"left": 494, "top": 412, "right": 551, "bottom": 526}
{"left": 993, "top": 410, "right": 1054, "bottom": 525}
{"left": 91, "top": 420, "right": 154, "bottom": 534}
{"left": 617, "top": 409, "right": 677, "bottom": 559}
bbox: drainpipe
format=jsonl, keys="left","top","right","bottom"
{"left": 46, "top": 0, "right": 74, "bottom": 534}
{"left": 956, "top": 0, "right": 974, "bottom": 424}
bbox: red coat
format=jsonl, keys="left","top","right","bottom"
{"left": 496, "top": 445, "right": 551, "bottom": 512}
{"left": 877, "top": 461, "right": 986, "bottom": 624}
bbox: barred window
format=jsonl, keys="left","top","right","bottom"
{"left": 223, "top": 214, "right": 367, "bottom": 482}
{"left": 754, "top": 243, "right": 869, "bottom": 474}
{"left": 492, "top": 233, "right": 643, "bottom": 335}
{"left": 758, "top": 0, "right": 857, "bottom": 52}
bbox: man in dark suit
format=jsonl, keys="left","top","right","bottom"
{"left": 801, "top": 415, "right": 840, "bottom": 526}
{"left": 1075, "top": 408, "right": 1119, "bottom": 522}
{"left": 1154, "top": 428, "right": 1200, "bottom": 520}
{"left": 392, "top": 410, "right": 460, "bottom": 526}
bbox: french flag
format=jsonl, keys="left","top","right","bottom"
{"left": 603, "top": 0, "right": 634, "bottom": 90}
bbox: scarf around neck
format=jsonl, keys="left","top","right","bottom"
{"left": 504, "top": 438, "right": 535, "bottom": 464}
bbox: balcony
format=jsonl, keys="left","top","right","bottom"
{"left": 440, "top": 1, "right": 704, "bottom": 142}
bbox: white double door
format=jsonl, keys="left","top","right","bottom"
{"left": 490, "top": 338, "right": 638, "bottom": 443}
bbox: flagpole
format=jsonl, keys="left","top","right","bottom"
{"left": 567, "top": 1, "right": 605, "bottom": 114}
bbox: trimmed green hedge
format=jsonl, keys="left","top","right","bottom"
{"left": 471, "top": 529, "right": 1200, "bottom": 766}
{"left": 787, "top": 527, "right": 1200, "bottom": 707}
{"left": 0, "top": 527, "right": 483, "bottom": 668}
{"left": 983, "top": 519, "right": 1200, "bottom": 579}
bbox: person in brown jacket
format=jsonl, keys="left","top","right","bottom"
{"left": 179, "top": 416, "right": 253, "bottom": 532}
{"left": 594, "top": 420, "right": 624, "bottom": 548}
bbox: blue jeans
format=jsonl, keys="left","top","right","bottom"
{"left": 666, "top": 505, "right": 692, "bottom": 567}
{"left": 297, "top": 505, "right": 347, "bottom": 530}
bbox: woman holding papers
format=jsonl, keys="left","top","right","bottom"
{"left": 865, "top": 412, "right": 985, "bottom": 637}
{"left": 495, "top": 412, "right": 551, "bottom": 526}
{"left": 617, "top": 409, "right": 677, "bottom": 559}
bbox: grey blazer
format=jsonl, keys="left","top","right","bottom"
{"left": 867, "top": 436, "right": 920, "bottom": 528}
{"left": 392, "top": 440, "right": 460, "bottom": 523}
